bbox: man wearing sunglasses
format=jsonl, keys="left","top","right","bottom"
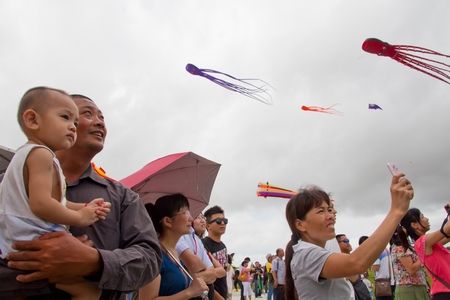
{"left": 336, "top": 234, "right": 372, "bottom": 300}
{"left": 336, "top": 234, "right": 353, "bottom": 254}
{"left": 202, "top": 206, "right": 228, "bottom": 300}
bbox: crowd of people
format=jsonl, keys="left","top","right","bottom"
{"left": 0, "top": 86, "right": 448, "bottom": 300}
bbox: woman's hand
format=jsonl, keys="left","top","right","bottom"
{"left": 187, "top": 277, "right": 209, "bottom": 298}
{"left": 390, "top": 173, "right": 414, "bottom": 216}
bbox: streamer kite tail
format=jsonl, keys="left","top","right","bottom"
{"left": 300, "top": 104, "right": 343, "bottom": 115}
{"left": 185, "top": 63, "right": 273, "bottom": 104}
{"left": 256, "top": 182, "right": 297, "bottom": 199}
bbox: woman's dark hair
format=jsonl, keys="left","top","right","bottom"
{"left": 284, "top": 186, "right": 330, "bottom": 300}
{"left": 358, "top": 236, "right": 369, "bottom": 245}
{"left": 391, "top": 225, "right": 414, "bottom": 253}
{"left": 400, "top": 208, "right": 423, "bottom": 241}
{"left": 285, "top": 240, "right": 299, "bottom": 300}
{"left": 144, "top": 193, "right": 189, "bottom": 234}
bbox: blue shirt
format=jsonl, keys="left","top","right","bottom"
{"left": 159, "top": 252, "right": 190, "bottom": 296}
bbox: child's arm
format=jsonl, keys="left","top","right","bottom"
{"left": 26, "top": 148, "right": 99, "bottom": 227}
{"left": 66, "top": 201, "right": 85, "bottom": 211}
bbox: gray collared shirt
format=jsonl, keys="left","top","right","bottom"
{"left": 67, "top": 164, "right": 162, "bottom": 299}
{"left": 0, "top": 164, "right": 161, "bottom": 300}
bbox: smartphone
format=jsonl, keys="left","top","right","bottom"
{"left": 387, "top": 163, "right": 399, "bottom": 176}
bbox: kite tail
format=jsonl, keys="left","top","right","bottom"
{"left": 397, "top": 55, "right": 449, "bottom": 84}
{"left": 394, "top": 45, "right": 450, "bottom": 58}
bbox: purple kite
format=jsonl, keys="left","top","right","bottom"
{"left": 186, "top": 63, "right": 272, "bottom": 104}
{"left": 362, "top": 38, "right": 449, "bottom": 84}
{"left": 368, "top": 104, "right": 382, "bottom": 110}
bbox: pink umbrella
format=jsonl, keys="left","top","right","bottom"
{"left": 0, "top": 145, "right": 15, "bottom": 174}
{"left": 120, "top": 152, "right": 221, "bottom": 217}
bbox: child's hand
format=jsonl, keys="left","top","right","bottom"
{"left": 78, "top": 205, "right": 100, "bottom": 226}
{"left": 87, "top": 198, "right": 111, "bottom": 220}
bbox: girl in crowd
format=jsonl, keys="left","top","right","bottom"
{"left": 390, "top": 225, "right": 430, "bottom": 299}
{"left": 284, "top": 173, "right": 414, "bottom": 300}
{"left": 400, "top": 206, "right": 450, "bottom": 300}
{"left": 139, "top": 193, "right": 208, "bottom": 299}
{"left": 193, "top": 213, "right": 207, "bottom": 238}
{"left": 239, "top": 260, "right": 253, "bottom": 300}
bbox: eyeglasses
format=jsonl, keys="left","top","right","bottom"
{"left": 173, "top": 209, "right": 191, "bottom": 217}
{"left": 338, "top": 239, "right": 350, "bottom": 244}
{"left": 196, "top": 214, "right": 206, "bottom": 220}
{"left": 208, "top": 217, "right": 228, "bottom": 225}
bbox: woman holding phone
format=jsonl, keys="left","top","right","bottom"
{"left": 284, "top": 173, "right": 414, "bottom": 300}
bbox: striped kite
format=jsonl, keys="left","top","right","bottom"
{"left": 256, "top": 182, "right": 297, "bottom": 199}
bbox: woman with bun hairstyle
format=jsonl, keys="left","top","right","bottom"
{"left": 390, "top": 224, "right": 430, "bottom": 300}
{"left": 139, "top": 193, "right": 209, "bottom": 299}
{"left": 400, "top": 206, "right": 450, "bottom": 300}
{"left": 284, "top": 174, "right": 414, "bottom": 300}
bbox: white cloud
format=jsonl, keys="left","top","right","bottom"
{"left": 1, "top": 0, "right": 449, "bottom": 264}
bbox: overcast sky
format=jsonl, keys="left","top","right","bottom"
{"left": 1, "top": 0, "right": 449, "bottom": 266}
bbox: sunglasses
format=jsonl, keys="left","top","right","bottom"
{"left": 208, "top": 217, "right": 228, "bottom": 225}
{"left": 339, "top": 239, "right": 350, "bottom": 244}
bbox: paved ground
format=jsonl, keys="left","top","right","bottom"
{"left": 231, "top": 290, "right": 268, "bottom": 300}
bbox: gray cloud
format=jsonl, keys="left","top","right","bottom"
{"left": 1, "top": 0, "right": 449, "bottom": 263}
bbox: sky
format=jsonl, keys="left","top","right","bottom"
{"left": 1, "top": 0, "right": 449, "bottom": 266}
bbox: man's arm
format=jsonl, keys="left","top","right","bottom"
{"left": 8, "top": 186, "right": 162, "bottom": 292}
{"left": 208, "top": 253, "right": 227, "bottom": 279}
{"left": 7, "top": 231, "right": 101, "bottom": 283}
{"left": 271, "top": 258, "right": 278, "bottom": 288}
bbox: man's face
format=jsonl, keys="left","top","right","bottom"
{"left": 72, "top": 97, "right": 107, "bottom": 153}
{"left": 337, "top": 235, "right": 352, "bottom": 254}
{"left": 276, "top": 249, "right": 284, "bottom": 258}
{"left": 206, "top": 212, "right": 227, "bottom": 236}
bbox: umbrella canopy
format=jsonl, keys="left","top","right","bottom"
{"left": 120, "top": 152, "right": 221, "bottom": 218}
{"left": 0, "top": 145, "right": 15, "bottom": 174}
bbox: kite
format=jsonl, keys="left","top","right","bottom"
{"left": 301, "top": 104, "right": 342, "bottom": 115}
{"left": 362, "top": 38, "right": 449, "bottom": 84}
{"left": 256, "top": 182, "right": 297, "bottom": 199}
{"left": 368, "top": 103, "right": 382, "bottom": 110}
{"left": 185, "top": 63, "right": 272, "bottom": 104}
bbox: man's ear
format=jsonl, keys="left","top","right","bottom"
{"left": 22, "top": 109, "right": 40, "bottom": 130}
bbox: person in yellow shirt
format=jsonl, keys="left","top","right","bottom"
{"left": 264, "top": 254, "right": 274, "bottom": 300}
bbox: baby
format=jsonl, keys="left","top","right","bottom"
{"left": 0, "top": 87, "right": 111, "bottom": 299}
